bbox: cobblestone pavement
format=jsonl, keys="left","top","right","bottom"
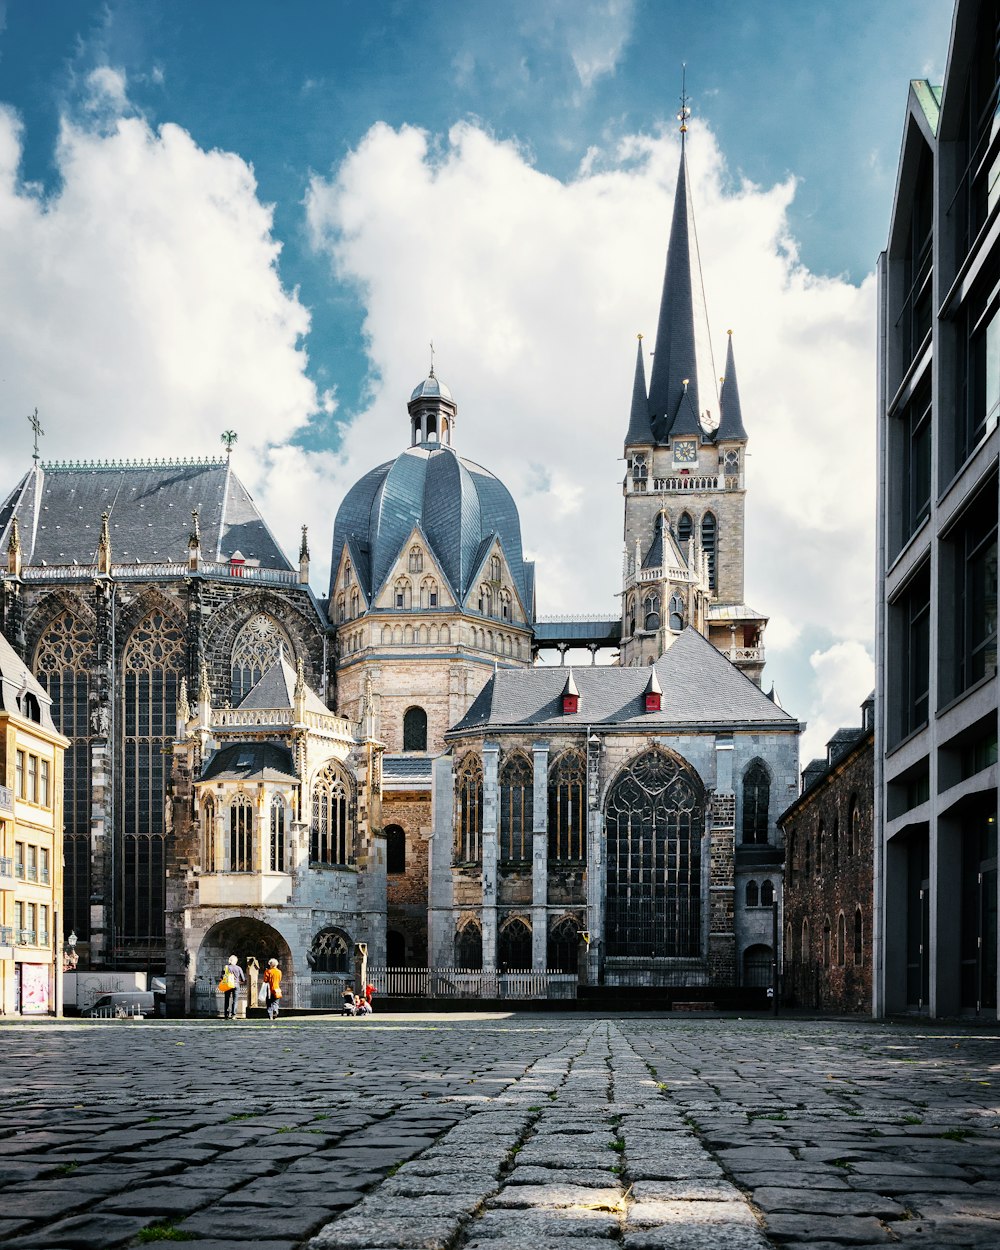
{"left": 0, "top": 1014, "right": 998, "bottom": 1249}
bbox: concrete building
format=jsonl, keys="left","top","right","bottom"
{"left": 0, "top": 631, "right": 69, "bottom": 1015}
{"left": 779, "top": 696, "right": 874, "bottom": 1014}
{"left": 877, "top": 0, "right": 999, "bottom": 1018}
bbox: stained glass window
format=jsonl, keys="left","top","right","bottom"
{"left": 499, "top": 918, "right": 531, "bottom": 968}
{"left": 202, "top": 795, "right": 217, "bottom": 872}
{"left": 604, "top": 749, "right": 703, "bottom": 958}
{"left": 742, "top": 760, "right": 770, "bottom": 844}
{"left": 499, "top": 752, "right": 532, "bottom": 862}
{"left": 547, "top": 751, "right": 586, "bottom": 860}
{"left": 455, "top": 754, "right": 483, "bottom": 863}
{"left": 311, "top": 763, "right": 353, "bottom": 864}
{"left": 455, "top": 921, "right": 482, "bottom": 969}
{"left": 229, "top": 793, "right": 254, "bottom": 872}
{"left": 270, "top": 795, "right": 286, "bottom": 872}
{"left": 231, "top": 613, "right": 292, "bottom": 703}
{"left": 547, "top": 917, "right": 580, "bottom": 973}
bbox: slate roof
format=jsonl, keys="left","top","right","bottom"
{"left": 448, "top": 627, "right": 800, "bottom": 736}
{"left": 383, "top": 755, "right": 434, "bottom": 787}
{"left": 624, "top": 336, "right": 653, "bottom": 446}
{"left": 329, "top": 443, "right": 533, "bottom": 615}
{"left": 646, "top": 145, "right": 719, "bottom": 443}
{"left": 0, "top": 631, "right": 57, "bottom": 731}
{"left": 0, "top": 462, "right": 293, "bottom": 570}
{"left": 201, "top": 742, "right": 298, "bottom": 784}
{"left": 717, "top": 333, "right": 748, "bottom": 441}
{"left": 237, "top": 653, "right": 330, "bottom": 717}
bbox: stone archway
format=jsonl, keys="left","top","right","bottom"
{"left": 194, "top": 917, "right": 293, "bottom": 1017}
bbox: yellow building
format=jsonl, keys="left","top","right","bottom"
{"left": 0, "top": 631, "right": 68, "bottom": 1016}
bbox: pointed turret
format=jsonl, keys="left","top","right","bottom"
{"left": 647, "top": 144, "right": 719, "bottom": 442}
{"left": 717, "top": 331, "right": 748, "bottom": 441}
{"left": 624, "top": 334, "right": 653, "bottom": 447}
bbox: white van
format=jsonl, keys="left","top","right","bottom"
{"left": 84, "top": 991, "right": 157, "bottom": 1018}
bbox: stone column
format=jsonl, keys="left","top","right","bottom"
{"left": 708, "top": 734, "right": 736, "bottom": 986}
{"left": 428, "top": 754, "right": 456, "bottom": 967}
{"left": 531, "top": 741, "right": 548, "bottom": 971}
{"left": 586, "top": 733, "right": 603, "bottom": 985}
{"left": 481, "top": 741, "right": 499, "bottom": 971}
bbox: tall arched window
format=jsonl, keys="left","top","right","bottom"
{"left": 350, "top": 589, "right": 360, "bottom": 618}
{"left": 745, "top": 880, "right": 759, "bottom": 908}
{"left": 548, "top": 751, "right": 586, "bottom": 860}
{"left": 229, "top": 793, "right": 254, "bottom": 872}
{"left": 741, "top": 760, "right": 770, "bottom": 844}
{"left": 394, "top": 577, "right": 412, "bottom": 610}
{"left": 420, "top": 577, "right": 439, "bottom": 609}
{"left": 408, "top": 546, "right": 423, "bottom": 573}
{"left": 270, "top": 795, "right": 285, "bottom": 872}
{"left": 701, "top": 512, "right": 717, "bottom": 590}
{"left": 831, "top": 818, "right": 840, "bottom": 869}
{"left": 403, "top": 706, "right": 428, "bottom": 752}
{"left": 677, "top": 511, "right": 692, "bottom": 547}
{"left": 547, "top": 917, "right": 580, "bottom": 973}
{"left": 805, "top": 837, "right": 812, "bottom": 878}
{"left": 310, "top": 927, "right": 351, "bottom": 973}
{"left": 787, "top": 830, "right": 796, "bottom": 885}
{"left": 499, "top": 918, "right": 532, "bottom": 969}
{"left": 669, "top": 594, "right": 685, "bottom": 631}
{"left": 499, "top": 752, "right": 532, "bottom": 862}
{"left": 823, "top": 916, "right": 832, "bottom": 966}
{"left": 311, "top": 764, "right": 353, "bottom": 865}
{"left": 605, "top": 749, "right": 703, "bottom": 957}
{"left": 643, "top": 591, "right": 660, "bottom": 631}
{"left": 456, "top": 754, "right": 483, "bottom": 863}
{"left": 837, "top": 912, "right": 847, "bottom": 966}
{"left": 800, "top": 917, "right": 811, "bottom": 962}
{"left": 626, "top": 594, "right": 636, "bottom": 637}
{"left": 489, "top": 555, "right": 502, "bottom": 582}
{"left": 817, "top": 821, "right": 824, "bottom": 875}
{"left": 455, "top": 921, "right": 482, "bottom": 969}
{"left": 121, "top": 609, "right": 184, "bottom": 943}
{"left": 385, "top": 824, "right": 405, "bottom": 874}
{"left": 854, "top": 908, "right": 864, "bottom": 965}
{"left": 34, "top": 611, "right": 97, "bottom": 939}
{"left": 849, "top": 797, "right": 861, "bottom": 856}
{"left": 202, "top": 795, "right": 217, "bottom": 872}
{"left": 231, "top": 613, "right": 291, "bottom": 703}
{"left": 760, "top": 879, "right": 774, "bottom": 907}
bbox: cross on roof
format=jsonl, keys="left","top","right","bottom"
{"left": 27, "top": 408, "right": 44, "bottom": 463}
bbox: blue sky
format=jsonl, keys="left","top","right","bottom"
{"left": 0, "top": 0, "right": 955, "bottom": 755}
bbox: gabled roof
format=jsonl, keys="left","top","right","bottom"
{"left": 449, "top": 627, "right": 799, "bottom": 735}
{"left": 237, "top": 652, "right": 330, "bottom": 717}
{"left": 201, "top": 742, "right": 298, "bottom": 784}
{"left": 646, "top": 145, "right": 719, "bottom": 443}
{"left": 0, "top": 631, "right": 57, "bottom": 731}
{"left": 0, "top": 461, "right": 293, "bottom": 570}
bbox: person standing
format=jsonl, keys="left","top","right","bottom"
{"left": 220, "top": 955, "right": 245, "bottom": 1020}
{"left": 262, "top": 957, "right": 282, "bottom": 1021}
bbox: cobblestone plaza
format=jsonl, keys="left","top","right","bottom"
{"left": 0, "top": 1014, "right": 998, "bottom": 1249}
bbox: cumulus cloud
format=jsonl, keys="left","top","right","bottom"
{"left": 803, "top": 642, "right": 876, "bottom": 763}
{"left": 306, "top": 118, "right": 875, "bottom": 728}
{"left": 0, "top": 99, "right": 322, "bottom": 526}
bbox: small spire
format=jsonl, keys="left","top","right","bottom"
{"left": 97, "top": 511, "right": 112, "bottom": 575}
{"left": 645, "top": 667, "right": 662, "bottom": 695}
{"left": 198, "top": 660, "right": 211, "bottom": 704}
{"left": 717, "top": 330, "right": 748, "bottom": 441}
{"left": 7, "top": 516, "right": 22, "bottom": 577}
{"left": 299, "top": 525, "right": 309, "bottom": 561}
{"left": 624, "top": 333, "right": 653, "bottom": 447}
{"left": 562, "top": 669, "right": 580, "bottom": 698}
{"left": 429, "top": 339, "right": 435, "bottom": 377}
{"left": 294, "top": 656, "right": 305, "bottom": 700}
{"left": 188, "top": 509, "right": 200, "bottom": 548}
{"left": 176, "top": 677, "right": 190, "bottom": 722}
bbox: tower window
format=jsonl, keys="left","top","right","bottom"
{"left": 677, "top": 512, "right": 692, "bottom": 547}
{"left": 385, "top": 824, "right": 406, "bottom": 874}
{"left": 643, "top": 592, "right": 660, "bottom": 632}
{"left": 701, "top": 513, "right": 717, "bottom": 590}
{"left": 403, "top": 706, "right": 427, "bottom": 751}
{"left": 669, "top": 593, "right": 685, "bottom": 632}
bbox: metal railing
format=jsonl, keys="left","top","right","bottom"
{"left": 367, "top": 966, "right": 577, "bottom": 1000}
{"left": 0, "top": 856, "right": 12, "bottom": 881}
{"left": 25, "top": 866, "right": 37, "bottom": 882}
{"left": 18, "top": 928, "right": 36, "bottom": 946}
{"left": 12, "top": 561, "right": 298, "bottom": 587}
{"left": 0, "top": 926, "right": 12, "bottom": 945}
{"left": 0, "top": 785, "right": 12, "bottom": 813}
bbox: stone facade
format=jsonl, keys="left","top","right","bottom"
{"left": 779, "top": 697, "right": 875, "bottom": 1014}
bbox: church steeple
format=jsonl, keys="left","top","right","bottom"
{"left": 646, "top": 143, "right": 719, "bottom": 443}
{"left": 624, "top": 334, "right": 652, "bottom": 447}
{"left": 717, "top": 331, "right": 748, "bottom": 442}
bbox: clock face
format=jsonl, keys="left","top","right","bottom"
{"left": 673, "top": 439, "right": 697, "bottom": 465}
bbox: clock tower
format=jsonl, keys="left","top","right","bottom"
{"left": 618, "top": 129, "right": 764, "bottom": 683}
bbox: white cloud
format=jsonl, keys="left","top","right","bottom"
{"left": 306, "top": 118, "right": 876, "bottom": 729}
{"left": 0, "top": 100, "right": 320, "bottom": 515}
{"left": 803, "top": 641, "right": 875, "bottom": 763}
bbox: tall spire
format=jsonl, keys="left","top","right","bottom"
{"left": 646, "top": 132, "right": 719, "bottom": 443}
{"left": 717, "top": 331, "right": 748, "bottom": 441}
{"left": 624, "top": 334, "right": 652, "bottom": 446}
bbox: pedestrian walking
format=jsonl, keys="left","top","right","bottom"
{"left": 218, "top": 955, "right": 245, "bottom": 1020}
{"left": 262, "top": 957, "right": 282, "bottom": 1021}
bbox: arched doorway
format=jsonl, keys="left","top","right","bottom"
{"left": 742, "top": 943, "right": 773, "bottom": 988}
{"left": 195, "top": 917, "right": 293, "bottom": 1016}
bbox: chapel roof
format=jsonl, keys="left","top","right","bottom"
{"left": 237, "top": 652, "right": 330, "bottom": 718}
{"left": 201, "top": 742, "right": 299, "bottom": 784}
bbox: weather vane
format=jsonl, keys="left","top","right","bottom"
{"left": 678, "top": 63, "right": 690, "bottom": 135}
{"left": 28, "top": 408, "right": 44, "bottom": 464}
{"left": 221, "top": 430, "right": 238, "bottom": 459}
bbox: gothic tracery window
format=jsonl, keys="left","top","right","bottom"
{"left": 231, "top": 613, "right": 292, "bottom": 703}
{"left": 499, "top": 752, "right": 532, "bottom": 862}
{"left": 33, "top": 611, "right": 97, "bottom": 939}
{"left": 604, "top": 749, "right": 703, "bottom": 958}
{"left": 202, "top": 795, "right": 217, "bottom": 872}
{"left": 270, "top": 794, "right": 286, "bottom": 872}
{"left": 547, "top": 916, "right": 581, "bottom": 973}
{"left": 547, "top": 751, "right": 586, "bottom": 860}
{"left": 394, "top": 577, "right": 412, "bottom": 610}
{"left": 455, "top": 920, "right": 483, "bottom": 969}
{"left": 311, "top": 764, "right": 354, "bottom": 865}
{"left": 643, "top": 592, "right": 660, "bottom": 632}
{"left": 408, "top": 546, "right": 423, "bottom": 573}
{"left": 455, "top": 753, "right": 483, "bottom": 863}
{"left": 669, "top": 593, "right": 685, "bottom": 632}
{"left": 311, "top": 927, "right": 351, "bottom": 973}
{"left": 499, "top": 918, "right": 532, "bottom": 969}
{"left": 229, "top": 793, "right": 254, "bottom": 872}
{"left": 741, "top": 760, "right": 770, "bottom": 844}
{"left": 121, "top": 609, "right": 184, "bottom": 944}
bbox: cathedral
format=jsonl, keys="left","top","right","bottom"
{"left": 0, "top": 126, "right": 800, "bottom": 1009}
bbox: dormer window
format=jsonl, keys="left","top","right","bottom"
{"left": 644, "top": 667, "right": 662, "bottom": 712}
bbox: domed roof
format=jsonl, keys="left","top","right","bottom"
{"left": 409, "top": 370, "right": 453, "bottom": 403}
{"left": 330, "top": 443, "right": 533, "bottom": 616}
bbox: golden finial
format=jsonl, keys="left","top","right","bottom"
{"left": 678, "top": 64, "right": 690, "bottom": 135}
{"left": 637, "top": 332, "right": 644, "bottom": 341}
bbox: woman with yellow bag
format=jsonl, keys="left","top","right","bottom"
{"left": 218, "top": 955, "right": 245, "bottom": 1020}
